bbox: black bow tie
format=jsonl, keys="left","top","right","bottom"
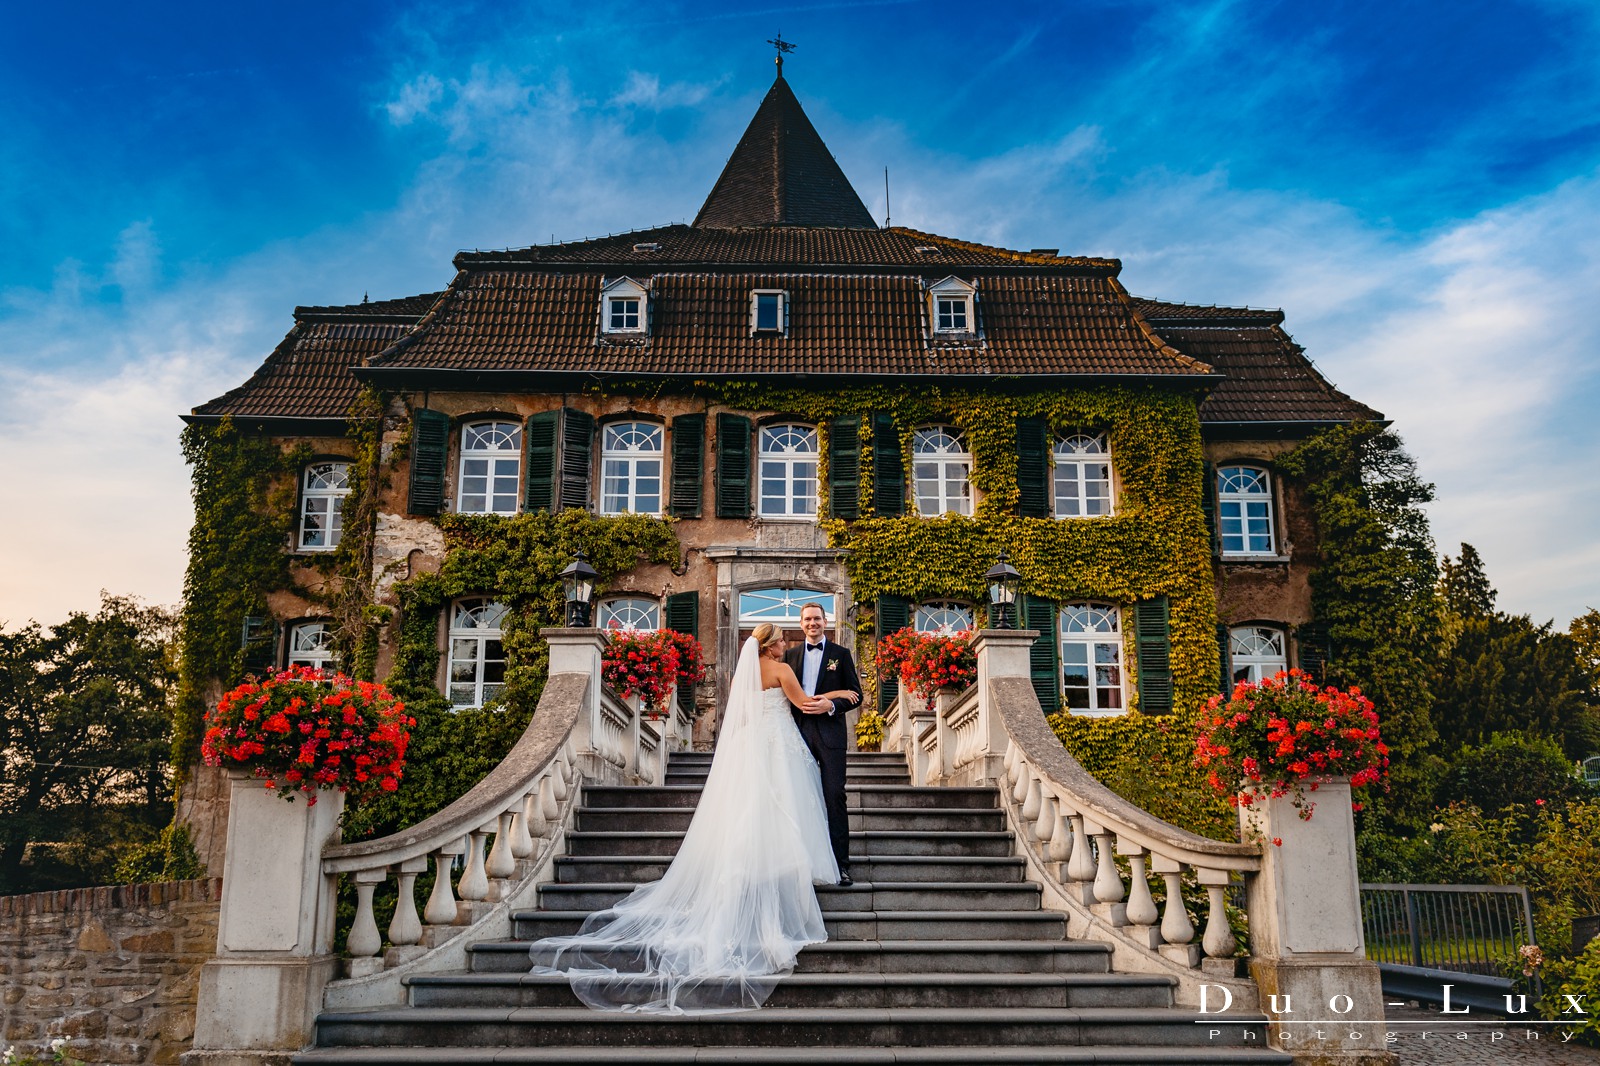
{"left": 806, "top": 643, "right": 824, "bottom": 651}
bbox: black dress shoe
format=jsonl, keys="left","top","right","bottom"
{"left": 837, "top": 871, "right": 854, "bottom": 887}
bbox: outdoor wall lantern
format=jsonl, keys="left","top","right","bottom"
{"left": 560, "top": 551, "right": 599, "bottom": 627}
{"left": 985, "top": 551, "right": 1021, "bottom": 631}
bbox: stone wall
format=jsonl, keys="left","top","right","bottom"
{"left": 0, "top": 879, "right": 221, "bottom": 1065}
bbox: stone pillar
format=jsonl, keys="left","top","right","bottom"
{"left": 968, "top": 629, "right": 1036, "bottom": 785}
{"left": 544, "top": 627, "right": 606, "bottom": 779}
{"left": 185, "top": 774, "right": 344, "bottom": 1065}
{"left": 1241, "top": 779, "right": 1394, "bottom": 1066}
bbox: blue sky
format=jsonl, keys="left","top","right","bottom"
{"left": 2, "top": 0, "right": 1598, "bottom": 627}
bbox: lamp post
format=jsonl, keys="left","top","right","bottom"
{"left": 985, "top": 551, "right": 1021, "bottom": 631}
{"left": 560, "top": 551, "right": 598, "bottom": 627}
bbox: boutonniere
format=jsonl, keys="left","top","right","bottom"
{"left": 826, "top": 658, "right": 839, "bottom": 671}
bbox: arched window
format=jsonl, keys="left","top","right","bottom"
{"left": 912, "top": 426, "right": 972, "bottom": 516}
{"left": 1054, "top": 434, "right": 1112, "bottom": 518}
{"left": 298, "top": 461, "right": 351, "bottom": 550}
{"left": 1229, "top": 626, "right": 1287, "bottom": 685}
{"left": 1060, "top": 603, "right": 1124, "bottom": 715}
{"left": 448, "top": 598, "right": 508, "bottom": 708}
{"left": 597, "top": 597, "right": 660, "bottom": 632}
{"left": 758, "top": 424, "right": 819, "bottom": 518}
{"left": 915, "top": 602, "right": 974, "bottom": 634}
{"left": 1218, "top": 465, "right": 1275, "bottom": 556}
{"left": 457, "top": 421, "right": 522, "bottom": 516}
{"left": 600, "top": 422, "right": 664, "bottom": 515}
{"left": 737, "top": 588, "right": 835, "bottom": 626}
{"left": 287, "top": 621, "right": 336, "bottom": 671}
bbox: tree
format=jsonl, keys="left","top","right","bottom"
{"left": 1440, "top": 543, "right": 1496, "bottom": 619}
{"left": 1572, "top": 608, "right": 1600, "bottom": 686}
{"left": 1278, "top": 422, "right": 1443, "bottom": 830}
{"left": 0, "top": 594, "right": 177, "bottom": 893}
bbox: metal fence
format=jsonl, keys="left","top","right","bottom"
{"left": 1360, "top": 883, "right": 1538, "bottom": 1010}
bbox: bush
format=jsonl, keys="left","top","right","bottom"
{"left": 1436, "top": 731, "right": 1592, "bottom": 816}
{"left": 114, "top": 821, "right": 206, "bottom": 884}
{"left": 1540, "top": 937, "right": 1600, "bottom": 1048}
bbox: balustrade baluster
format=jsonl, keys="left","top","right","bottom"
{"left": 458, "top": 829, "right": 490, "bottom": 901}
{"left": 1125, "top": 851, "right": 1159, "bottom": 927}
{"left": 424, "top": 849, "right": 459, "bottom": 925}
{"left": 1092, "top": 833, "right": 1126, "bottom": 904}
{"left": 1201, "top": 881, "right": 1237, "bottom": 959}
{"left": 526, "top": 786, "right": 548, "bottom": 837}
{"left": 1066, "top": 815, "right": 1096, "bottom": 884}
{"left": 389, "top": 857, "right": 426, "bottom": 946}
{"left": 551, "top": 752, "right": 570, "bottom": 802}
{"left": 1002, "top": 741, "right": 1018, "bottom": 786}
{"left": 1034, "top": 793, "right": 1056, "bottom": 844}
{"left": 1021, "top": 774, "right": 1042, "bottom": 822}
{"left": 539, "top": 772, "right": 559, "bottom": 823}
{"left": 1159, "top": 870, "right": 1195, "bottom": 945}
{"left": 1012, "top": 761, "right": 1031, "bottom": 805}
{"left": 347, "top": 869, "right": 386, "bottom": 958}
{"left": 486, "top": 811, "right": 517, "bottom": 879}
{"left": 509, "top": 794, "right": 535, "bottom": 858}
{"left": 1047, "top": 797, "right": 1073, "bottom": 864}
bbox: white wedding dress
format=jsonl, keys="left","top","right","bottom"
{"left": 529, "top": 637, "right": 839, "bottom": 1013}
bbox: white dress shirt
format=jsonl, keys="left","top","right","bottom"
{"left": 801, "top": 641, "right": 826, "bottom": 696}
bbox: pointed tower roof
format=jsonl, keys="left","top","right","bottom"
{"left": 694, "top": 67, "right": 878, "bottom": 230}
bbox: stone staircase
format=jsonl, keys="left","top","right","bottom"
{"left": 297, "top": 752, "right": 1286, "bottom": 1064}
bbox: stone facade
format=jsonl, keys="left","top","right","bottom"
{"left": 0, "top": 880, "right": 221, "bottom": 1065}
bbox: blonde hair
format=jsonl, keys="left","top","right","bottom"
{"left": 751, "top": 622, "right": 784, "bottom": 649}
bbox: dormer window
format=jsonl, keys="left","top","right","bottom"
{"left": 751, "top": 290, "right": 788, "bottom": 334}
{"left": 600, "top": 277, "right": 648, "bottom": 335}
{"left": 927, "top": 276, "right": 977, "bottom": 336}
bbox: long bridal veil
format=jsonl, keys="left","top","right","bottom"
{"left": 529, "top": 636, "right": 836, "bottom": 1014}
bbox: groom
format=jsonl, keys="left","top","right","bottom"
{"left": 786, "top": 602, "right": 863, "bottom": 887}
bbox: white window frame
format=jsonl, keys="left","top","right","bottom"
{"left": 298, "top": 461, "right": 351, "bottom": 551}
{"left": 287, "top": 621, "right": 337, "bottom": 672}
{"left": 447, "top": 598, "right": 508, "bottom": 709}
{"left": 1053, "top": 434, "right": 1113, "bottom": 518}
{"left": 750, "top": 289, "right": 789, "bottom": 335}
{"left": 1059, "top": 603, "right": 1125, "bottom": 716}
{"left": 1229, "top": 626, "right": 1288, "bottom": 685}
{"left": 928, "top": 276, "right": 977, "bottom": 336}
{"left": 597, "top": 598, "right": 661, "bottom": 632}
{"left": 600, "top": 421, "right": 664, "bottom": 516}
{"left": 758, "top": 423, "right": 820, "bottom": 520}
{"left": 737, "top": 588, "right": 835, "bottom": 627}
{"left": 912, "top": 425, "right": 973, "bottom": 516}
{"left": 1218, "top": 465, "right": 1276, "bottom": 556}
{"left": 914, "top": 601, "right": 974, "bottom": 635}
{"left": 600, "top": 276, "right": 649, "bottom": 336}
{"left": 456, "top": 420, "right": 523, "bottom": 516}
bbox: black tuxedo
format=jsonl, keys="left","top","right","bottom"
{"left": 786, "top": 637, "right": 862, "bottom": 873}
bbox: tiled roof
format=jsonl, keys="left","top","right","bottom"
{"left": 694, "top": 74, "right": 877, "bottom": 230}
{"left": 457, "top": 224, "right": 1113, "bottom": 270}
{"left": 1135, "top": 299, "right": 1382, "bottom": 425}
{"left": 189, "top": 295, "right": 440, "bottom": 423}
{"left": 365, "top": 268, "right": 1209, "bottom": 380}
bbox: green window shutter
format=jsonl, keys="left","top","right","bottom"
{"left": 1135, "top": 597, "right": 1174, "bottom": 715}
{"left": 1296, "top": 622, "right": 1330, "bottom": 684}
{"left": 664, "top": 591, "right": 700, "bottom": 713}
{"left": 1016, "top": 415, "right": 1050, "bottom": 518}
{"left": 1022, "top": 593, "right": 1060, "bottom": 713}
{"left": 1217, "top": 622, "right": 1233, "bottom": 695}
{"left": 668, "top": 414, "right": 706, "bottom": 518}
{"left": 558, "top": 409, "right": 595, "bottom": 511}
{"left": 714, "top": 413, "right": 753, "bottom": 518}
{"left": 240, "top": 616, "right": 279, "bottom": 677}
{"left": 876, "top": 595, "right": 912, "bottom": 712}
{"left": 523, "top": 410, "right": 559, "bottom": 512}
{"left": 407, "top": 408, "right": 452, "bottom": 516}
{"left": 828, "top": 416, "right": 862, "bottom": 520}
{"left": 871, "top": 414, "right": 904, "bottom": 517}
{"left": 1201, "top": 461, "right": 1220, "bottom": 556}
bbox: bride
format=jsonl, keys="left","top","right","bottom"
{"left": 528, "top": 622, "right": 851, "bottom": 1014}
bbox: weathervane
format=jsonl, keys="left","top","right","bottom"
{"left": 767, "top": 33, "right": 796, "bottom": 74}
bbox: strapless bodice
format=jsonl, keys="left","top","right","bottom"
{"left": 761, "top": 687, "right": 792, "bottom": 713}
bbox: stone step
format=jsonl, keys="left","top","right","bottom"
{"left": 311, "top": 1006, "right": 1270, "bottom": 1051}
{"left": 511, "top": 910, "right": 1067, "bottom": 943}
{"left": 663, "top": 771, "right": 910, "bottom": 787}
{"left": 405, "top": 970, "right": 1177, "bottom": 1010}
{"left": 297, "top": 1049, "right": 1291, "bottom": 1066}
{"left": 669, "top": 751, "right": 909, "bottom": 763}
{"left": 536, "top": 881, "right": 1042, "bottom": 913}
{"left": 552, "top": 854, "right": 1028, "bottom": 885}
{"left": 574, "top": 805, "right": 1006, "bottom": 833}
{"left": 470, "top": 938, "right": 1113, "bottom": 976}
{"left": 563, "top": 829, "right": 1016, "bottom": 858}
{"left": 580, "top": 784, "right": 999, "bottom": 810}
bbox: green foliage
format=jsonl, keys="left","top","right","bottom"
{"left": 342, "top": 509, "right": 681, "bottom": 841}
{"left": 855, "top": 709, "right": 884, "bottom": 750}
{"left": 114, "top": 820, "right": 206, "bottom": 884}
{"left": 0, "top": 594, "right": 178, "bottom": 893}
{"left": 173, "top": 418, "right": 306, "bottom": 781}
{"left": 1541, "top": 938, "right": 1600, "bottom": 1047}
{"left": 1439, "top": 542, "right": 1496, "bottom": 619}
{"left": 1437, "top": 732, "right": 1593, "bottom": 817}
{"left": 1571, "top": 608, "right": 1600, "bottom": 688}
{"left": 1278, "top": 422, "right": 1443, "bottom": 830}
